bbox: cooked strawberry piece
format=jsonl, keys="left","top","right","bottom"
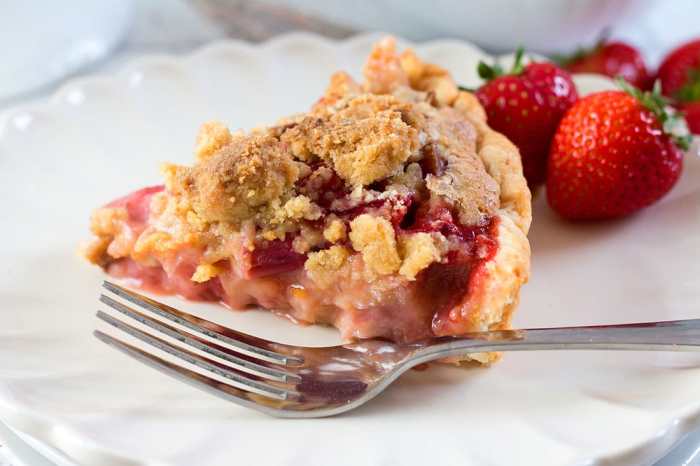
{"left": 388, "top": 195, "right": 414, "bottom": 226}
{"left": 333, "top": 193, "right": 415, "bottom": 227}
{"left": 408, "top": 200, "right": 493, "bottom": 243}
{"left": 410, "top": 203, "right": 461, "bottom": 237}
{"left": 429, "top": 219, "right": 499, "bottom": 335}
{"left": 248, "top": 239, "right": 307, "bottom": 278}
{"left": 107, "top": 185, "right": 164, "bottom": 224}
{"left": 416, "top": 222, "right": 498, "bottom": 334}
{"left": 419, "top": 261, "right": 472, "bottom": 317}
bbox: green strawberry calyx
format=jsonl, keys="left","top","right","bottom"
{"left": 617, "top": 77, "right": 693, "bottom": 151}
{"left": 477, "top": 47, "right": 526, "bottom": 82}
{"left": 676, "top": 67, "right": 700, "bottom": 102}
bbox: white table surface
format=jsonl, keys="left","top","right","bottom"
{"left": 0, "top": 1, "right": 698, "bottom": 465}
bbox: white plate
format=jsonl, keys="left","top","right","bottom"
{"left": 0, "top": 32, "right": 699, "bottom": 466}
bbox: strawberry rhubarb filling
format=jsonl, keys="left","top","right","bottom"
{"left": 95, "top": 166, "right": 499, "bottom": 343}
{"left": 84, "top": 38, "right": 531, "bottom": 356}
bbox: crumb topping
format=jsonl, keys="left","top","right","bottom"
{"left": 348, "top": 214, "right": 401, "bottom": 276}
{"left": 281, "top": 195, "right": 322, "bottom": 221}
{"left": 195, "top": 121, "right": 233, "bottom": 161}
{"left": 291, "top": 224, "right": 325, "bottom": 254}
{"left": 399, "top": 49, "right": 459, "bottom": 106}
{"left": 82, "top": 207, "right": 128, "bottom": 265}
{"left": 424, "top": 107, "right": 500, "bottom": 225}
{"left": 304, "top": 245, "right": 350, "bottom": 288}
{"left": 283, "top": 94, "right": 421, "bottom": 186}
{"left": 323, "top": 217, "right": 346, "bottom": 243}
{"left": 363, "top": 37, "right": 409, "bottom": 94}
{"left": 191, "top": 263, "right": 222, "bottom": 283}
{"left": 314, "top": 71, "right": 363, "bottom": 109}
{"left": 187, "top": 133, "right": 301, "bottom": 224}
{"left": 388, "top": 162, "right": 424, "bottom": 191}
{"left": 86, "top": 36, "right": 507, "bottom": 286}
{"left": 398, "top": 232, "right": 443, "bottom": 280}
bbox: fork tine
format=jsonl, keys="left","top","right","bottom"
{"left": 96, "top": 310, "right": 297, "bottom": 401}
{"left": 102, "top": 281, "right": 303, "bottom": 365}
{"left": 100, "top": 294, "right": 301, "bottom": 383}
{"left": 93, "top": 330, "right": 302, "bottom": 416}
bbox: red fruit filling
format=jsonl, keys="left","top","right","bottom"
{"left": 100, "top": 167, "right": 499, "bottom": 341}
{"left": 247, "top": 239, "right": 307, "bottom": 278}
{"left": 107, "top": 185, "right": 164, "bottom": 224}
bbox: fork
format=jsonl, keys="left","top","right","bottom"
{"left": 95, "top": 281, "right": 700, "bottom": 418}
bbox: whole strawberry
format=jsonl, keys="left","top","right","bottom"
{"left": 560, "top": 40, "right": 650, "bottom": 90}
{"left": 547, "top": 80, "right": 689, "bottom": 220}
{"left": 657, "top": 39, "right": 700, "bottom": 101}
{"left": 475, "top": 49, "right": 578, "bottom": 187}
{"left": 682, "top": 101, "right": 700, "bottom": 134}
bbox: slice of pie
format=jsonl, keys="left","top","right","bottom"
{"left": 84, "top": 38, "right": 531, "bottom": 364}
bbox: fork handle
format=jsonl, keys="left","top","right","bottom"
{"left": 412, "top": 319, "right": 700, "bottom": 362}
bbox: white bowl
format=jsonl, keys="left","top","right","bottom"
{"left": 259, "top": 0, "right": 655, "bottom": 53}
{"left": 0, "top": 0, "right": 132, "bottom": 101}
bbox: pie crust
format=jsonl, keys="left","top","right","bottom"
{"left": 83, "top": 37, "right": 531, "bottom": 364}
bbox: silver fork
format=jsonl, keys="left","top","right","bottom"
{"left": 95, "top": 281, "right": 700, "bottom": 418}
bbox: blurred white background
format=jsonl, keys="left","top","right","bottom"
{"left": 2, "top": 0, "right": 700, "bottom": 106}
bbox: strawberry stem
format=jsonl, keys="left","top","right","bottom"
{"left": 477, "top": 46, "right": 526, "bottom": 82}
{"left": 616, "top": 77, "right": 692, "bottom": 151}
{"left": 511, "top": 47, "right": 525, "bottom": 75}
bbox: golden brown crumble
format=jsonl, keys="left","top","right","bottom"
{"left": 322, "top": 218, "right": 346, "bottom": 243}
{"left": 83, "top": 207, "right": 129, "bottom": 264}
{"left": 283, "top": 94, "right": 421, "bottom": 186}
{"left": 192, "top": 263, "right": 222, "bottom": 283}
{"left": 424, "top": 107, "right": 500, "bottom": 225}
{"left": 195, "top": 121, "right": 233, "bottom": 161}
{"left": 144, "top": 37, "right": 498, "bottom": 248}
{"left": 399, "top": 49, "right": 459, "bottom": 106}
{"left": 388, "top": 162, "right": 424, "bottom": 192}
{"left": 304, "top": 245, "right": 351, "bottom": 288}
{"left": 348, "top": 214, "right": 401, "bottom": 276}
{"left": 85, "top": 36, "right": 515, "bottom": 291}
{"left": 90, "top": 207, "right": 128, "bottom": 237}
{"left": 363, "top": 37, "right": 410, "bottom": 94}
{"left": 292, "top": 224, "right": 325, "bottom": 254}
{"left": 313, "top": 71, "right": 362, "bottom": 110}
{"left": 188, "top": 133, "right": 301, "bottom": 224}
{"left": 281, "top": 195, "right": 322, "bottom": 221}
{"left": 398, "top": 232, "right": 443, "bottom": 280}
